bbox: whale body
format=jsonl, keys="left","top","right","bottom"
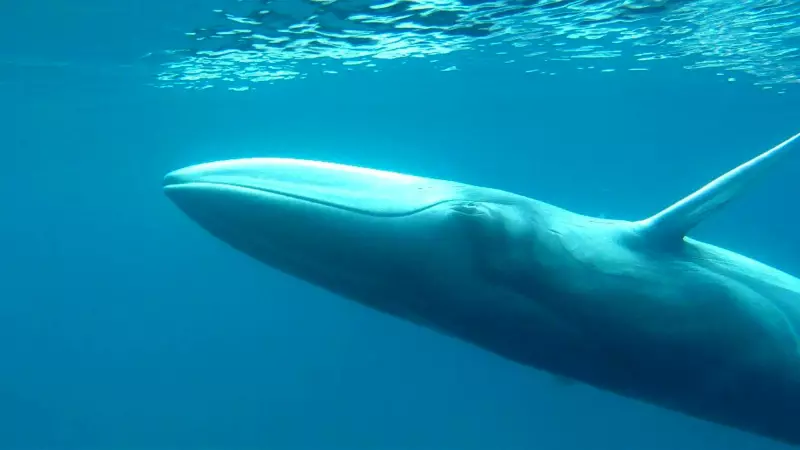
{"left": 164, "top": 131, "right": 800, "bottom": 446}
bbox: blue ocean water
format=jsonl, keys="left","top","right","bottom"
{"left": 1, "top": 0, "right": 800, "bottom": 449}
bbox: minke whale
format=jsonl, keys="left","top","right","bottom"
{"left": 164, "top": 130, "right": 800, "bottom": 446}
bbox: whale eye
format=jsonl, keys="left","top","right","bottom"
{"left": 451, "top": 201, "right": 489, "bottom": 217}
{"left": 448, "top": 201, "right": 497, "bottom": 245}
{"left": 446, "top": 201, "right": 510, "bottom": 276}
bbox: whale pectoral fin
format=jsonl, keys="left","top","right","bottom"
{"left": 635, "top": 131, "right": 800, "bottom": 242}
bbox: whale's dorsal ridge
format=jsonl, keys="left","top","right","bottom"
{"left": 634, "top": 130, "right": 800, "bottom": 243}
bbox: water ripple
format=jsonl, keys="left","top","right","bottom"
{"left": 148, "top": 0, "right": 800, "bottom": 91}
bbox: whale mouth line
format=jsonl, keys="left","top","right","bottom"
{"left": 164, "top": 181, "right": 452, "bottom": 218}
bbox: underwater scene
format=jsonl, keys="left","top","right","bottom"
{"left": 2, "top": 0, "right": 800, "bottom": 448}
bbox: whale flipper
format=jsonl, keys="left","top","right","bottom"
{"left": 636, "top": 131, "right": 800, "bottom": 242}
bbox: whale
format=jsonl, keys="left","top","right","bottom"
{"left": 164, "top": 130, "right": 800, "bottom": 446}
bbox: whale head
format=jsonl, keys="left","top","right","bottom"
{"left": 163, "top": 158, "right": 542, "bottom": 323}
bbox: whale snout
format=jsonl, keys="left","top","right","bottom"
{"left": 163, "top": 157, "right": 460, "bottom": 217}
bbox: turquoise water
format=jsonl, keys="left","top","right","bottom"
{"left": 1, "top": 0, "right": 799, "bottom": 448}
